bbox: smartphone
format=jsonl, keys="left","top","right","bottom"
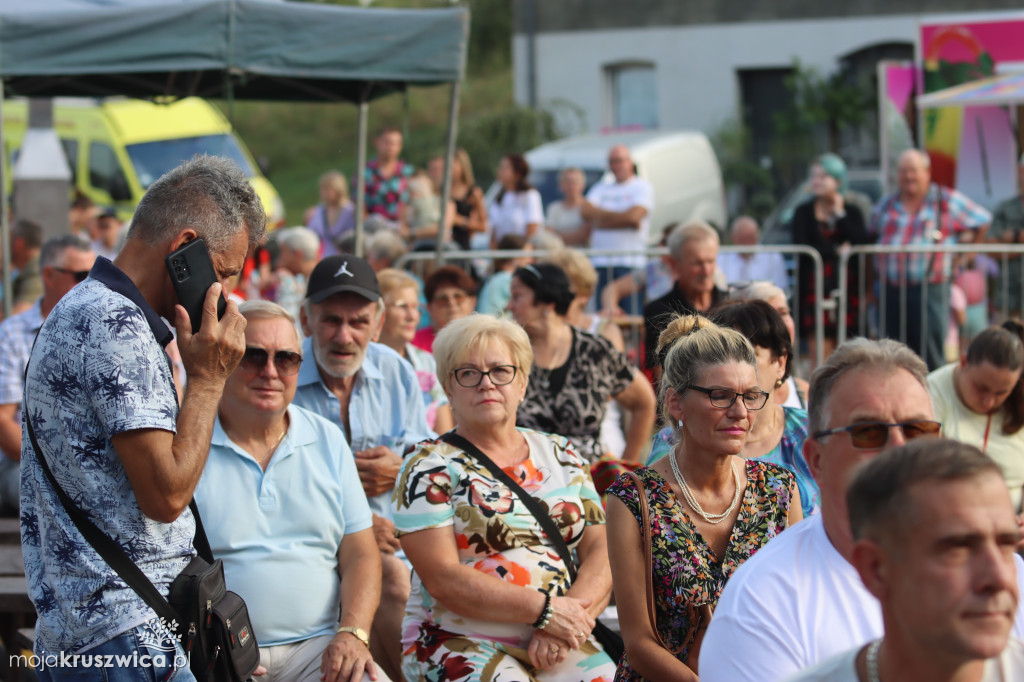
{"left": 165, "top": 238, "right": 227, "bottom": 334}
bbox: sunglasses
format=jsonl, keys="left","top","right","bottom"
{"left": 54, "top": 267, "right": 90, "bottom": 282}
{"left": 813, "top": 420, "right": 941, "bottom": 449}
{"left": 239, "top": 347, "right": 303, "bottom": 376}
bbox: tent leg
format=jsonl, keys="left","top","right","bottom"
{"left": 354, "top": 101, "right": 369, "bottom": 259}
{"left": 0, "top": 88, "right": 10, "bottom": 319}
{"left": 435, "top": 79, "right": 462, "bottom": 268}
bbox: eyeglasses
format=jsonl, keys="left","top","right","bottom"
{"left": 239, "top": 347, "right": 303, "bottom": 376}
{"left": 54, "top": 267, "right": 90, "bottom": 282}
{"left": 687, "top": 385, "right": 770, "bottom": 410}
{"left": 453, "top": 365, "right": 518, "bottom": 388}
{"left": 812, "top": 420, "right": 942, "bottom": 449}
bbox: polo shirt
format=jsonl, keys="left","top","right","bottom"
{"left": 21, "top": 257, "right": 190, "bottom": 655}
{"left": 292, "top": 339, "right": 434, "bottom": 518}
{"left": 195, "top": 405, "right": 372, "bottom": 646}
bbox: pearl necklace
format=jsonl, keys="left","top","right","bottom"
{"left": 866, "top": 639, "right": 881, "bottom": 682}
{"left": 669, "top": 448, "right": 743, "bottom": 524}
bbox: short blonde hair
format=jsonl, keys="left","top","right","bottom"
{"left": 377, "top": 268, "right": 421, "bottom": 297}
{"left": 319, "top": 171, "right": 350, "bottom": 205}
{"left": 434, "top": 314, "right": 533, "bottom": 394}
{"left": 543, "top": 249, "right": 597, "bottom": 299}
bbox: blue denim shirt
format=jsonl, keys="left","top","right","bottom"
{"left": 21, "top": 258, "right": 194, "bottom": 655}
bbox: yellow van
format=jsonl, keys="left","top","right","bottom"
{"left": 3, "top": 97, "right": 284, "bottom": 227}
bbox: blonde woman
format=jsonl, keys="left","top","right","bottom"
{"left": 306, "top": 170, "right": 355, "bottom": 257}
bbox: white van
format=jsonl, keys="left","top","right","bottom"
{"left": 521, "top": 130, "right": 727, "bottom": 244}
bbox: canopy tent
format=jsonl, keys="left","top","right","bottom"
{"left": 917, "top": 71, "right": 1024, "bottom": 109}
{"left": 0, "top": 0, "right": 469, "bottom": 315}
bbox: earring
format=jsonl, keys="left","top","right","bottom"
{"left": 677, "top": 419, "right": 683, "bottom": 428}
{"left": 775, "top": 378, "right": 784, "bottom": 389}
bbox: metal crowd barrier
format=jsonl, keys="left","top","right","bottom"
{"left": 396, "top": 245, "right": 827, "bottom": 373}
{"left": 837, "top": 243, "right": 1024, "bottom": 362}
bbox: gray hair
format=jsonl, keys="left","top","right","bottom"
{"left": 898, "top": 148, "right": 931, "bottom": 170}
{"left": 848, "top": 438, "right": 1002, "bottom": 547}
{"left": 807, "top": 337, "right": 929, "bottom": 436}
{"left": 276, "top": 226, "right": 320, "bottom": 261}
{"left": 366, "top": 230, "right": 407, "bottom": 265}
{"left": 238, "top": 300, "right": 300, "bottom": 346}
{"left": 667, "top": 220, "right": 719, "bottom": 260}
{"left": 729, "top": 280, "right": 786, "bottom": 304}
{"left": 40, "top": 234, "right": 92, "bottom": 269}
{"left": 127, "top": 155, "right": 267, "bottom": 251}
{"left": 530, "top": 230, "right": 565, "bottom": 253}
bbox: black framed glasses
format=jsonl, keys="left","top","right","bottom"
{"left": 240, "top": 347, "right": 303, "bottom": 376}
{"left": 813, "top": 420, "right": 942, "bottom": 450}
{"left": 687, "top": 385, "right": 770, "bottom": 410}
{"left": 453, "top": 365, "right": 518, "bottom": 388}
{"left": 54, "top": 267, "right": 90, "bottom": 282}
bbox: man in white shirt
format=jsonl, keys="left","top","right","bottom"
{"left": 787, "top": 438, "right": 1024, "bottom": 682}
{"left": 581, "top": 145, "right": 653, "bottom": 313}
{"left": 717, "top": 215, "right": 789, "bottom": 293}
{"left": 700, "top": 337, "right": 1024, "bottom": 682}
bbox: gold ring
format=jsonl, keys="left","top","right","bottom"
{"left": 549, "top": 644, "right": 558, "bottom": 653}
{"left": 577, "top": 631, "right": 586, "bottom": 639}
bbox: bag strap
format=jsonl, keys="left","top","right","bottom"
{"left": 440, "top": 431, "right": 578, "bottom": 582}
{"left": 622, "top": 471, "right": 667, "bottom": 649}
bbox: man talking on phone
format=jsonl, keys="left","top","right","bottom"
{"left": 20, "top": 155, "right": 265, "bottom": 680}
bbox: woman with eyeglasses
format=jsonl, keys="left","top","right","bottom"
{"left": 605, "top": 314, "right": 802, "bottom": 681}
{"left": 507, "top": 263, "right": 656, "bottom": 467}
{"left": 928, "top": 322, "right": 1024, "bottom": 510}
{"left": 374, "top": 268, "right": 454, "bottom": 433}
{"left": 393, "top": 314, "right": 617, "bottom": 681}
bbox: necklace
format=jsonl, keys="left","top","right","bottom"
{"left": 866, "top": 639, "right": 881, "bottom": 682}
{"left": 669, "top": 448, "right": 743, "bottom": 524}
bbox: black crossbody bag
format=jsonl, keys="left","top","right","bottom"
{"left": 24, "top": 411, "right": 261, "bottom": 681}
{"left": 440, "top": 432, "right": 625, "bottom": 663}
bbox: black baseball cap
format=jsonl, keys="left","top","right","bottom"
{"left": 305, "top": 255, "right": 381, "bottom": 304}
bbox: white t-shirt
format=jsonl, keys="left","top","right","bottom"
{"left": 718, "top": 251, "right": 790, "bottom": 294}
{"left": 784, "top": 638, "right": 1024, "bottom": 682}
{"left": 488, "top": 189, "right": 544, "bottom": 242}
{"left": 700, "top": 514, "right": 1024, "bottom": 682}
{"left": 585, "top": 175, "right": 653, "bottom": 267}
{"left": 929, "top": 362, "right": 1024, "bottom": 511}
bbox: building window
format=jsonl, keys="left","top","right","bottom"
{"left": 606, "top": 63, "right": 658, "bottom": 129}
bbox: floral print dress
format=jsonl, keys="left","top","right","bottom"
{"left": 393, "top": 429, "right": 616, "bottom": 682}
{"left": 606, "top": 461, "right": 795, "bottom": 681}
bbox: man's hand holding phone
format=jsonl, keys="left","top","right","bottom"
{"left": 174, "top": 282, "right": 246, "bottom": 387}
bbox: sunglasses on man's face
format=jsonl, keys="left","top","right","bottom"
{"left": 239, "top": 347, "right": 303, "bottom": 376}
{"left": 54, "top": 267, "right": 90, "bottom": 282}
{"left": 813, "top": 420, "right": 941, "bottom": 450}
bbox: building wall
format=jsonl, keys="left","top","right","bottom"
{"left": 514, "top": 14, "right": 922, "bottom": 136}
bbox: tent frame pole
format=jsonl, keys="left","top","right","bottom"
{"left": 354, "top": 99, "right": 369, "bottom": 259}
{"left": 435, "top": 79, "right": 462, "bottom": 267}
{"left": 0, "top": 86, "right": 10, "bottom": 318}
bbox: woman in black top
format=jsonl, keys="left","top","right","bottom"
{"left": 444, "top": 148, "right": 488, "bottom": 250}
{"left": 791, "top": 153, "right": 871, "bottom": 362}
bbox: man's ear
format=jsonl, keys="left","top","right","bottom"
{"left": 167, "top": 228, "right": 199, "bottom": 255}
{"left": 851, "top": 539, "right": 888, "bottom": 601}
{"left": 299, "top": 304, "right": 312, "bottom": 339}
{"left": 805, "top": 437, "right": 824, "bottom": 485}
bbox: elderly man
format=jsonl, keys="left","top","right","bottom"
{"left": 0, "top": 235, "right": 95, "bottom": 514}
{"left": 273, "top": 225, "right": 320, "bottom": 325}
{"left": 786, "top": 438, "right": 1024, "bottom": 681}
{"left": 700, "top": 337, "right": 1024, "bottom": 682}
{"left": 988, "top": 154, "right": 1024, "bottom": 321}
{"left": 295, "top": 254, "right": 432, "bottom": 682}
{"left": 718, "top": 215, "right": 789, "bottom": 293}
{"left": 195, "top": 301, "right": 388, "bottom": 682}
{"left": 642, "top": 220, "right": 726, "bottom": 369}
{"left": 581, "top": 144, "right": 654, "bottom": 313}
{"left": 21, "top": 155, "right": 264, "bottom": 677}
{"left": 872, "top": 149, "right": 990, "bottom": 370}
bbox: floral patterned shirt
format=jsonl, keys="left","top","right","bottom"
{"left": 392, "top": 429, "right": 605, "bottom": 647}
{"left": 363, "top": 158, "right": 413, "bottom": 221}
{"left": 606, "top": 462, "right": 795, "bottom": 681}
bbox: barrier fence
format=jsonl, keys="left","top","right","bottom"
{"left": 396, "top": 245, "right": 827, "bottom": 373}
{"left": 837, "top": 244, "right": 1024, "bottom": 367}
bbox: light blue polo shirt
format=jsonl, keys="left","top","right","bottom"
{"left": 195, "top": 404, "right": 372, "bottom": 646}
{"left": 292, "top": 339, "right": 435, "bottom": 518}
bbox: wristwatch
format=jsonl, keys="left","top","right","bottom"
{"left": 336, "top": 626, "right": 370, "bottom": 648}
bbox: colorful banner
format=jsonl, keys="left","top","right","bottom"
{"left": 878, "top": 60, "right": 917, "bottom": 197}
{"left": 920, "top": 16, "right": 1023, "bottom": 208}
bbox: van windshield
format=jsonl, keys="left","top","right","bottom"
{"left": 528, "top": 169, "right": 607, "bottom": 210}
{"left": 126, "top": 134, "right": 255, "bottom": 188}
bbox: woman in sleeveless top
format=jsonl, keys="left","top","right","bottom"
{"left": 306, "top": 170, "right": 355, "bottom": 257}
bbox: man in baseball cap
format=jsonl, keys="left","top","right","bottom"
{"left": 294, "top": 254, "right": 433, "bottom": 682}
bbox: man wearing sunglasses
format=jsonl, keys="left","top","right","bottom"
{"left": 0, "top": 235, "right": 95, "bottom": 515}
{"left": 701, "top": 337, "right": 1024, "bottom": 682}
{"left": 294, "top": 254, "right": 432, "bottom": 682}
{"left": 195, "top": 301, "right": 388, "bottom": 682}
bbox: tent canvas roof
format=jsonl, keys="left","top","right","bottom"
{"left": 917, "top": 71, "right": 1024, "bottom": 109}
{"left": 0, "top": 0, "right": 468, "bottom": 102}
